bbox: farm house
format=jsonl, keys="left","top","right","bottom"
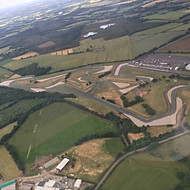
{"left": 56, "top": 158, "right": 69, "bottom": 172}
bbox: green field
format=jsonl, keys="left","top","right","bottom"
{"left": 8, "top": 102, "right": 116, "bottom": 172}
{"left": 144, "top": 9, "right": 189, "bottom": 21}
{"left": 103, "top": 138, "right": 125, "bottom": 157}
{"left": 101, "top": 134, "right": 190, "bottom": 190}
{"left": 68, "top": 96, "right": 114, "bottom": 114}
{"left": 127, "top": 78, "right": 188, "bottom": 117}
{"left": 178, "top": 89, "right": 190, "bottom": 124}
{"left": 121, "top": 66, "right": 167, "bottom": 78}
{"left": 133, "top": 23, "right": 182, "bottom": 36}
{"left": 4, "top": 35, "right": 132, "bottom": 72}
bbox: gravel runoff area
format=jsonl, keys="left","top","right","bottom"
{"left": 112, "top": 82, "right": 130, "bottom": 88}
{"left": 124, "top": 97, "right": 182, "bottom": 127}
{"left": 37, "top": 74, "right": 66, "bottom": 83}
{"left": 119, "top": 84, "right": 139, "bottom": 94}
{"left": 95, "top": 65, "right": 113, "bottom": 74}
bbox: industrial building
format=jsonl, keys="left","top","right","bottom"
{"left": 74, "top": 179, "right": 82, "bottom": 189}
{"left": 56, "top": 158, "right": 69, "bottom": 172}
{"left": 35, "top": 180, "right": 60, "bottom": 190}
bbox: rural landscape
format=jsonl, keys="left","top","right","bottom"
{"left": 0, "top": 0, "right": 190, "bottom": 190}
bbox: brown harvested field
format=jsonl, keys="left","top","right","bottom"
{"left": 9, "top": 74, "right": 21, "bottom": 79}
{"left": 147, "top": 126, "right": 175, "bottom": 137}
{"left": 57, "top": 51, "right": 62, "bottom": 55}
{"left": 159, "top": 35, "right": 190, "bottom": 52}
{"left": 142, "top": 0, "right": 166, "bottom": 7}
{"left": 12, "top": 52, "right": 38, "bottom": 60}
{"left": 128, "top": 132, "right": 145, "bottom": 144}
{"left": 68, "top": 49, "right": 73, "bottom": 54}
{"left": 62, "top": 50, "right": 68, "bottom": 55}
{"left": 37, "top": 41, "right": 55, "bottom": 48}
{"left": 60, "top": 139, "right": 114, "bottom": 183}
{"left": 0, "top": 146, "right": 21, "bottom": 181}
{"left": 51, "top": 52, "right": 57, "bottom": 55}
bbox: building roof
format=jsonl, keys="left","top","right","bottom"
{"left": 35, "top": 187, "right": 60, "bottom": 190}
{"left": 2, "top": 183, "right": 16, "bottom": 190}
{"left": 44, "top": 180, "right": 56, "bottom": 188}
{"left": 43, "top": 157, "right": 59, "bottom": 169}
{"left": 74, "top": 179, "right": 82, "bottom": 188}
{"left": 56, "top": 158, "right": 69, "bottom": 171}
{"left": 0, "top": 180, "right": 16, "bottom": 189}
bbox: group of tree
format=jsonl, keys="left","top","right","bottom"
{"left": 98, "top": 71, "right": 111, "bottom": 79}
{"left": 15, "top": 63, "right": 51, "bottom": 76}
{"left": 121, "top": 95, "right": 144, "bottom": 108}
{"left": 174, "top": 172, "right": 190, "bottom": 190}
{"left": 142, "top": 103, "right": 156, "bottom": 115}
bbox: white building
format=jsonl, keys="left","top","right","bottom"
{"left": 56, "top": 158, "right": 69, "bottom": 171}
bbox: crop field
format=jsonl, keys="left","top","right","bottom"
{"left": 102, "top": 134, "right": 190, "bottom": 190}
{"left": 144, "top": 9, "right": 189, "bottom": 20}
{"left": 0, "top": 146, "right": 21, "bottom": 181}
{"left": 133, "top": 23, "right": 182, "bottom": 36}
{"left": 131, "top": 31, "right": 186, "bottom": 57}
{"left": 61, "top": 138, "right": 124, "bottom": 183}
{"left": 159, "top": 34, "right": 190, "bottom": 53}
{"left": 0, "top": 122, "right": 17, "bottom": 140}
{"left": 4, "top": 35, "right": 132, "bottom": 72}
{"left": 8, "top": 102, "right": 116, "bottom": 173}
{"left": 0, "top": 67, "right": 13, "bottom": 80}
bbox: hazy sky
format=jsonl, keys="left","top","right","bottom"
{"left": 0, "top": 0, "right": 37, "bottom": 9}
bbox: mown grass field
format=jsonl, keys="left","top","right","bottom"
{"left": 0, "top": 146, "right": 21, "bottom": 181}
{"left": 178, "top": 89, "right": 190, "bottom": 124}
{"left": 61, "top": 138, "right": 124, "bottom": 183}
{"left": 0, "top": 122, "right": 17, "bottom": 140}
{"left": 68, "top": 96, "right": 114, "bottom": 114}
{"left": 101, "top": 134, "right": 190, "bottom": 190}
{"left": 4, "top": 35, "right": 132, "bottom": 72}
{"left": 126, "top": 78, "right": 187, "bottom": 117}
{"left": 121, "top": 66, "right": 167, "bottom": 78}
{"left": 8, "top": 102, "right": 116, "bottom": 173}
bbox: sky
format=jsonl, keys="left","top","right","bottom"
{"left": 0, "top": 0, "right": 37, "bottom": 9}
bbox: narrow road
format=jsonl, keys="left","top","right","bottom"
{"left": 94, "top": 130, "right": 190, "bottom": 190}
